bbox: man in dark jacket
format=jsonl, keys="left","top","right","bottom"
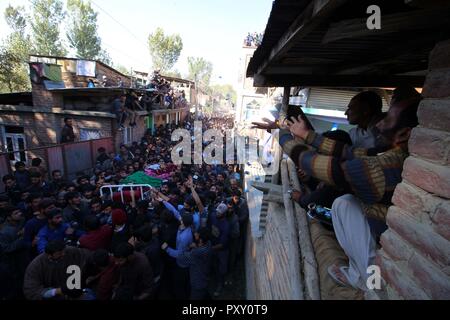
{"left": 175, "top": 227, "right": 212, "bottom": 300}
{"left": 2, "top": 175, "right": 22, "bottom": 205}
{"left": 63, "top": 192, "right": 89, "bottom": 226}
{"left": 112, "top": 243, "right": 154, "bottom": 300}
{"left": 23, "top": 240, "right": 92, "bottom": 300}
{"left": 229, "top": 190, "right": 248, "bottom": 256}
{"left": 0, "top": 206, "right": 29, "bottom": 299}
{"left": 60, "top": 117, "right": 76, "bottom": 143}
{"left": 13, "top": 161, "right": 30, "bottom": 191}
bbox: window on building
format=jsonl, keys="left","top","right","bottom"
{"left": 79, "top": 128, "right": 101, "bottom": 141}
{"left": 123, "top": 127, "right": 133, "bottom": 145}
{"left": 2, "top": 126, "right": 27, "bottom": 163}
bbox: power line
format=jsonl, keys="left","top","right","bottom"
{"left": 90, "top": 0, "right": 150, "bottom": 52}
{"left": 101, "top": 41, "right": 149, "bottom": 69}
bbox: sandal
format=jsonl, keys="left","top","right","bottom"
{"left": 327, "top": 264, "right": 351, "bottom": 288}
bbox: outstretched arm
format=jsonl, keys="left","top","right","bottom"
{"left": 186, "top": 176, "right": 204, "bottom": 213}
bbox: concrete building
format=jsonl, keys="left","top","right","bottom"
{"left": 0, "top": 55, "right": 190, "bottom": 180}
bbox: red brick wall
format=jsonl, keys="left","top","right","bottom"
{"left": 377, "top": 39, "right": 450, "bottom": 299}
{"left": 96, "top": 63, "right": 131, "bottom": 87}
{"left": 58, "top": 59, "right": 131, "bottom": 88}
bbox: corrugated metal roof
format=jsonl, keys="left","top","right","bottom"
{"left": 246, "top": 0, "right": 450, "bottom": 87}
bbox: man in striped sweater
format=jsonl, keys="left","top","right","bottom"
{"left": 253, "top": 87, "right": 421, "bottom": 290}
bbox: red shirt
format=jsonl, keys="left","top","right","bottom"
{"left": 79, "top": 225, "right": 113, "bottom": 251}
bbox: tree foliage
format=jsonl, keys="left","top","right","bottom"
{"left": 97, "top": 49, "right": 113, "bottom": 66}
{"left": 210, "top": 84, "right": 237, "bottom": 104}
{"left": 115, "top": 64, "right": 130, "bottom": 76}
{"left": 0, "top": 46, "right": 30, "bottom": 93}
{"left": 148, "top": 27, "right": 183, "bottom": 73}
{"left": 5, "top": 5, "right": 27, "bottom": 34}
{"left": 0, "top": 5, "right": 31, "bottom": 93}
{"left": 164, "top": 69, "right": 182, "bottom": 78}
{"left": 66, "top": 0, "right": 102, "bottom": 59}
{"left": 187, "top": 56, "right": 213, "bottom": 89}
{"left": 30, "top": 0, "right": 67, "bottom": 56}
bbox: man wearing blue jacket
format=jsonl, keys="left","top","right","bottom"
{"left": 36, "top": 208, "right": 83, "bottom": 254}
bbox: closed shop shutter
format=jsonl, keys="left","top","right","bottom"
{"left": 306, "top": 88, "right": 389, "bottom": 112}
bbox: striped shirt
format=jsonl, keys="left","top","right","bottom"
{"left": 280, "top": 130, "right": 408, "bottom": 221}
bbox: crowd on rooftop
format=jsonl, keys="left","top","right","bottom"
{"left": 243, "top": 32, "right": 263, "bottom": 47}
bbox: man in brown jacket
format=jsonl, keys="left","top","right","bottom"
{"left": 23, "top": 240, "right": 92, "bottom": 300}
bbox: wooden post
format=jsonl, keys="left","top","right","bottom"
{"left": 281, "top": 159, "right": 304, "bottom": 300}
{"left": 281, "top": 86, "right": 290, "bottom": 121}
{"left": 287, "top": 158, "right": 321, "bottom": 300}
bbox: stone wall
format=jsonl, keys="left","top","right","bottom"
{"left": 377, "top": 39, "right": 450, "bottom": 299}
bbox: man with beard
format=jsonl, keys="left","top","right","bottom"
{"left": 36, "top": 208, "right": 82, "bottom": 254}
{"left": 24, "top": 198, "right": 56, "bottom": 257}
{"left": 48, "top": 170, "right": 67, "bottom": 196}
{"left": 23, "top": 240, "right": 92, "bottom": 300}
{"left": 63, "top": 192, "right": 89, "bottom": 226}
{"left": 276, "top": 86, "right": 421, "bottom": 291}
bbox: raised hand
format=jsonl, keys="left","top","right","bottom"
{"left": 251, "top": 118, "right": 277, "bottom": 130}
{"left": 286, "top": 115, "right": 310, "bottom": 140}
{"left": 186, "top": 175, "right": 194, "bottom": 189}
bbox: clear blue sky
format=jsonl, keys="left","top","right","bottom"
{"left": 0, "top": 0, "right": 273, "bottom": 87}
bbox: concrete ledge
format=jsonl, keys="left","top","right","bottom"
{"left": 0, "top": 104, "right": 150, "bottom": 118}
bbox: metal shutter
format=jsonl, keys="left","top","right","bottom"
{"left": 306, "top": 88, "right": 389, "bottom": 112}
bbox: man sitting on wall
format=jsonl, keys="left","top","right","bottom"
{"left": 288, "top": 88, "right": 421, "bottom": 290}
{"left": 252, "top": 87, "right": 421, "bottom": 291}
{"left": 345, "top": 91, "right": 385, "bottom": 148}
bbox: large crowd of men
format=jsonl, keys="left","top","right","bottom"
{"left": 0, "top": 114, "right": 248, "bottom": 300}
{"left": 1, "top": 84, "right": 423, "bottom": 298}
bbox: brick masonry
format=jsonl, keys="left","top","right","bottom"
{"left": 378, "top": 39, "right": 450, "bottom": 300}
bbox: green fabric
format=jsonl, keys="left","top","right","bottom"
{"left": 43, "top": 64, "right": 62, "bottom": 82}
{"left": 121, "top": 171, "right": 162, "bottom": 187}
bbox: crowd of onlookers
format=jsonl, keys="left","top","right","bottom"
{"left": 1, "top": 114, "right": 248, "bottom": 300}
{"left": 144, "top": 70, "right": 189, "bottom": 110}
{"left": 244, "top": 32, "right": 263, "bottom": 47}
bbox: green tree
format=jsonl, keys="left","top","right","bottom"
{"left": 164, "top": 69, "right": 182, "bottom": 78}
{"left": 210, "top": 84, "right": 237, "bottom": 104}
{"left": 0, "top": 46, "right": 29, "bottom": 93}
{"left": 30, "top": 0, "right": 67, "bottom": 56}
{"left": 187, "top": 56, "right": 213, "bottom": 88}
{"left": 115, "top": 64, "right": 131, "bottom": 76}
{"left": 0, "top": 5, "right": 31, "bottom": 92}
{"left": 98, "top": 49, "right": 113, "bottom": 66}
{"left": 5, "top": 5, "right": 27, "bottom": 33}
{"left": 148, "top": 27, "right": 183, "bottom": 72}
{"left": 66, "top": 0, "right": 102, "bottom": 59}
